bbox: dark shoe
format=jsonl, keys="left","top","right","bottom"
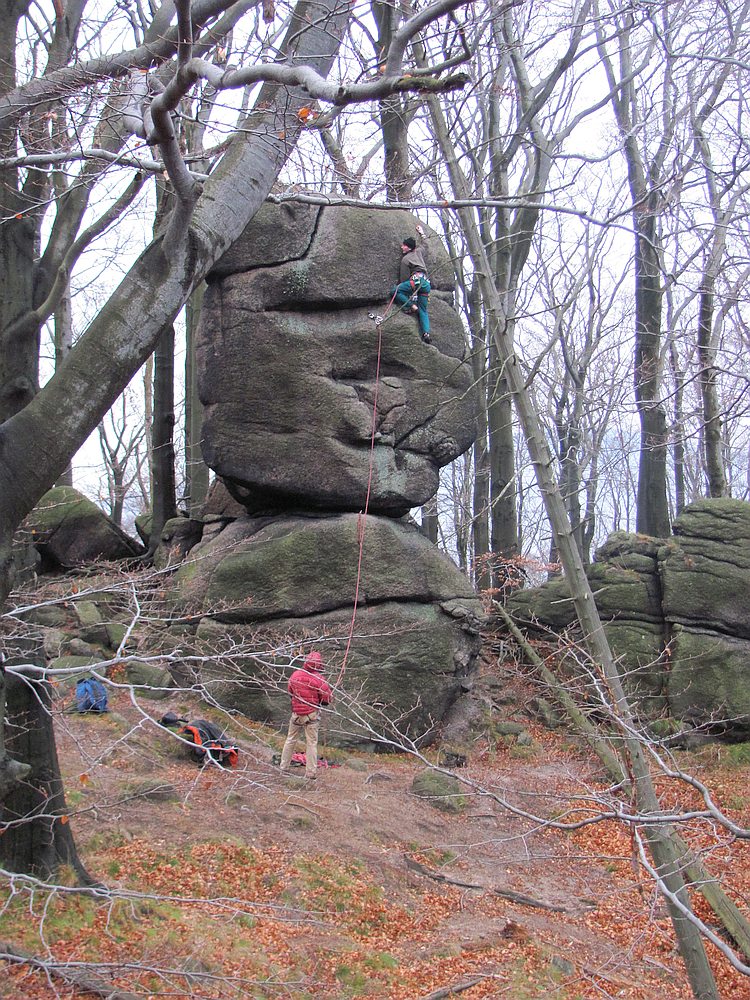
{"left": 421, "top": 333, "right": 431, "bottom": 344}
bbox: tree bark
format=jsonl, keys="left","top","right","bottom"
{"left": 419, "top": 494, "right": 439, "bottom": 544}
{"left": 595, "top": 14, "right": 673, "bottom": 538}
{"left": 0, "top": 667, "right": 94, "bottom": 884}
{"left": 488, "top": 351, "right": 518, "bottom": 585}
{"left": 469, "top": 288, "right": 491, "bottom": 590}
{"left": 669, "top": 339, "right": 686, "bottom": 515}
{"left": 633, "top": 209, "right": 671, "bottom": 536}
{"left": 53, "top": 286, "right": 74, "bottom": 488}
{"left": 373, "top": 0, "right": 413, "bottom": 201}
{"left": 697, "top": 279, "right": 726, "bottom": 497}
{"left": 185, "top": 283, "right": 209, "bottom": 519}
{"left": 148, "top": 323, "right": 178, "bottom": 553}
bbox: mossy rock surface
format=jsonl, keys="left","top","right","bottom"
{"left": 411, "top": 769, "right": 467, "bottom": 814}
{"left": 124, "top": 660, "right": 173, "bottom": 699}
{"left": 23, "top": 485, "right": 143, "bottom": 569}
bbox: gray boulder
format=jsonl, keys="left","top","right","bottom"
{"left": 172, "top": 513, "right": 484, "bottom": 747}
{"left": 661, "top": 499, "right": 750, "bottom": 640}
{"left": 660, "top": 500, "right": 750, "bottom": 736}
{"left": 22, "top": 486, "right": 143, "bottom": 570}
{"left": 197, "top": 205, "right": 479, "bottom": 516}
{"left": 506, "top": 499, "right": 750, "bottom": 737}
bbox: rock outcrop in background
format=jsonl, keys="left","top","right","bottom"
{"left": 172, "top": 204, "right": 484, "bottom": 746}
{"left": 21, "top": 486, "right": 144, "bottom": 572}
{"left": 507, "top": 498, "right": 750, "bottom": 740}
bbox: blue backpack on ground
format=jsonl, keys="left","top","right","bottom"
{"left": 76, "top": 676, "right": 108, "bottom": 713}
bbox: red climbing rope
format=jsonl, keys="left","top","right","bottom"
{"left": 334, "top": 311, "right": 386, "bottom": 688}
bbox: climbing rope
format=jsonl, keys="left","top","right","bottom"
{"left": 333, "top": 309, "right": 386, "bottom": 689}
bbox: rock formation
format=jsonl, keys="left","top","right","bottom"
{"left": 197, "top": 203, "right": 477, "bottom": 515}
{"left": 21, "top": 486, "right": 143, "bottom": 571}
{"left": 507, "top": 498, "right": 750, "bottom": 740}
{"left": 171, "top": 204, "right": 484, "bottom": 747}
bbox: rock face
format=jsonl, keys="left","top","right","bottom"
{"left": 22, "top": 486, "right": 143, "bottom": 570}
{"left": 176, "top": 207, "right": 484, "bottom": 747}
{"left": 173, "top": 513, "right": 484, "bottom": 747}
{"left": 197, "top": 204, "right": 479, "bottom": 516}
{"left": 507, "top": 498, "right": 750, "bottom": 739}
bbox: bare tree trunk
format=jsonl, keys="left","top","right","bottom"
{"left": 53, "top": 288, "right": 74, "bottom": 487}
{"left": 185, "top": 283, "right": 209, "bottom": 519}
{"left": 0, "top": 663, "right": 31, "bottom": 805}
{"left": 149, "top": 323, "right": 178, "bottom": 553}
{"left": 633, "top": 210, "right": 671, "bottom": 536}
{"left": 469, "top": 283, "right": 491, "bottom": 591}
{"left": 372, "top": 0, "right": 412, "bottom": 201}
{"left": 488, "top": 361, "right": 518, "bottom": 584}
{"left": 0, "top": 665, "right": 94, "bottom": 884}
{"left": 0, "top": 5, "right": 39, "bottom": 424}
{"left": 669, "top": 339, "right": 686, "bottom": 514}
{"left": 595, "top": 13, "right": 674, "bottom": 538}
{"left": 419, "top": 494, "right": 439, "bottom": 544}
{"left": 697, "top": 280, "right": 726, "bottom": 497}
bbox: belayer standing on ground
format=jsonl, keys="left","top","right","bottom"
{"left": 392, "top": 235, "right": 432, "bottom": 344}
{"left": 280, "top": 651, "right": 332, "bottom": 780}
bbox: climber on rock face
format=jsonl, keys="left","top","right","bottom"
{"left": 391, "top": 236, "right": 432, "bottom": 344}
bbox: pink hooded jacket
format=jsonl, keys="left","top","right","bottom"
{"left": 288, "top": 652, "right": 332, "bottom": 716}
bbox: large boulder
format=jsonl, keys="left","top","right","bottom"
{"left": 661, "top": 499, "right": 750, "bottom": 736}
{"left": 22, "top": 486, "right": 143, "bottom": 571}
{"left": 171, "top": 513, "right": 485, "bottom": 747}
{"left": 506, "top": 499, "right": 750, "bottom": 737}
{"left": 197, "top": 205, "right": 479, "bottom": 516}
{"left": 507, "top": 532, "right": 667, "bottom": 713}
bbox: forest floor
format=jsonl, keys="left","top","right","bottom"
{"left": 2, "top": 654, "right": 750, "bottom": 999}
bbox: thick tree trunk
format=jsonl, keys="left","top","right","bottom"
{"left": 148, "top": 324, "right": 177, "bottom": 553}
{"left": 185, "top": 284, "right": 209, "bottom": 519}
{"left": 488, "top": 361, "right": 518, "bottom": 588}
{"left": 634, "top": 214, "right": 671, "bottom": 537}
{"left": 0, "top": 7, "right": 38, "bottom": 424}
{"left": 697, "top": 281, "right": 726, "bottom": 497}
{"left": 669, "top": 340, "right": 686, "bottom": 515}
{"left": 54, "top": 286, "right": 74, "bottom": 487}
{"left": 420, "top": 495, "right": 439, "bottom": 544}
{"left": 0, "top": 667, "right": 94, "bottom": 883}
{"left": 471, "top": 340, "right": 491, "bottom": 590}
{"left": 373, "top": 0, "right": 412, "bottom": 201}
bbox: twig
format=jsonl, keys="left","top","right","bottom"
{"left": 404, "top": 857, "right": 570, "bottom": 912}
{"left": 418, "top": 977, "right": 486, "bottom": 999}
{"left": 0, "top": 941, "right": 140, "bottom": 1000}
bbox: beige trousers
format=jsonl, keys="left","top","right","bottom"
{"left": 280, "top": 712, "right": 320, "bottom": 778}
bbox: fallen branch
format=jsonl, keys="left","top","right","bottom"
{"left": 0, "top": 941, "right": 139, "bottom": 1000}
{"left": 493, "top": 603, "right": 626, "bottom": 782}
{"left": 404, "top": 856, "right": 570, "bottom": 912}
{"left": 418, "top": 976, "right": 486, "bottom": 999}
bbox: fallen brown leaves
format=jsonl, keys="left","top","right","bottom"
{"left": 3, "top": 688, "right": 750, "bottom": 999}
